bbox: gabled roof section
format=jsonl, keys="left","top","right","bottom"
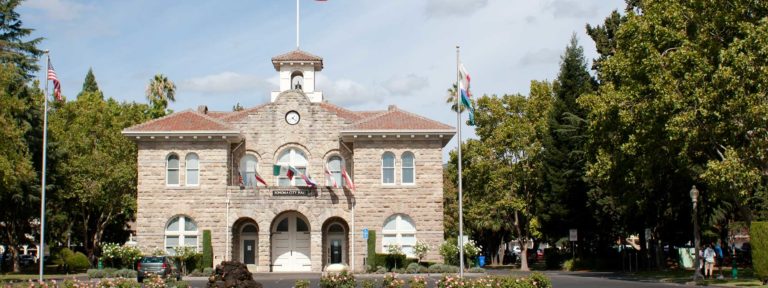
{"left": 343, "top": 105, "right": 454, "bottom": 132}
{"left": 123, "top": 110, "right": 238, "bottom": 133}
{"left": 319, "top": 102, "right": 385, "bottom": 122}
{"left": 271, "top": 49, "right": 323, "bottom": 71}
{"left": 220, "top": 103, "right": 270, "bottom": 123}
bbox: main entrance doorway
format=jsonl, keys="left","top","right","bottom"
{"left": 271, "top": 212, "right": 311, "bottom": 272}
{"left": 240, "top": 224, "right": 258, "bottom": 265}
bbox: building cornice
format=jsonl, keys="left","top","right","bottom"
{"left": 122, "top": 130, "right": 242, "bottom": 142}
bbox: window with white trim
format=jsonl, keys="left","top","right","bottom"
{"left": 186, "top": 153, "right": 199, "bottom": 186}
{"left": 239, "top": 154, "right": 258, "bottom": 187}
{"left": 401, "top": 152, "right": 414, "bottom": 184}
{"left": 382, "top": 152, "right": 395, "bottom": 184}
{"left": 382, "top": 214, "right": 417, "bottom": 257}
{"left": 165, "top": 216, "right": 198, "bottom": 255}
{"left": 277, "top": 148, "right": 308, "bottom": 186}
{"left": 327, "top": 156, "right": 343, "bottom": 187}
{"left": 166, "top": 153, "right": 180, "bottom": 186}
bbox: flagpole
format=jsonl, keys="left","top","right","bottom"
{"left": 456, "top": 45, "right": 465, "bottom": 277}
{"left": 296, "top": 0, "right": 300, "bottom": 49}
{"left": 39, "top": 50, "right": 50, "bottom": 283}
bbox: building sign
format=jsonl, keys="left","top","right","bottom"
{"left": 569, "top": 229, "right": 577, "bottom": 242}
{"left": 271, "top": 188, "right": 317, "bottom": 197}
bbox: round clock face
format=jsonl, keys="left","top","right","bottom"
{"left": 285, "top": 111, "right": 300, "bottom": 125}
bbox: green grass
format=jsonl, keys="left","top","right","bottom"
{"left": 0, "top": 273, "right": 86, "bottom": 282}
{"left": 629, "top": 267, "right": 762, "bottom": 286}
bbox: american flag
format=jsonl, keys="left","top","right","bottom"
{"left": 47, "top": 60, "right": 62, "bottom": 101}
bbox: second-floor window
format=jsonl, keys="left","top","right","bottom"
{"left": 186, "top": 153, "right": 199, "bottom": 186}
{"left": 401, "top": 152, "right": 414, "bottom": 184}
{"left": 382, "top": 152, "right": 395, "bottom": 184}
{"left": 240, "top": 154, "right": 258, "bottom": 187}
{"left": 277, "top": 148, "right": 308, "bottom": 186}
{"left": 167, "top": 153, "right": 180, "bottom": 186}
{"left": 327, "top": 156, "right": 343, "bottom": 187}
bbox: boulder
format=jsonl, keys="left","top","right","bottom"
{"left": 206, "top": 261, "right": 263, "bottom": 288}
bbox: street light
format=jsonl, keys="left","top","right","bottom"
{"left": 690, "top": 185, "right": 703, "bottom": 281}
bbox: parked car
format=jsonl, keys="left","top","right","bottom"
{"left": 18, "top": 254, "right": 35, "bottom": 266}
{"left": 136, "top": 256, "right": 181, "bottom": 282}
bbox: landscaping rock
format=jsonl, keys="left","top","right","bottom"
{"left": 206, "top": 261, "right": 263, "bottom": 288}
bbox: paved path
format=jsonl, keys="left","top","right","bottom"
{"left": 185, "top": 271, "right": 688, "bottom": 288}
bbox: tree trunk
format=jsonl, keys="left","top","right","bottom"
{"left": 496, "top": 235, "right": 505, "bottom": 265}
{"left": 9, "top": 246, "right": 20, "bottom": 273}
{"left": 515, "top": 211, "right": 529, "bottom": 271}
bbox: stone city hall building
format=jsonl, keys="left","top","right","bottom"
{"left": 123, "top": 50, "right": 455, "bottom": 272}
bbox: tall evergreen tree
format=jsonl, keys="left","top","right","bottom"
{"left": 0, "top": 0, "right": 43, "bottom": 79}
{"left": 539, "top": 35, "right": 596, "bottom": 252}
{"left": 81, "top": 68, "right": 100, "bottom": 95}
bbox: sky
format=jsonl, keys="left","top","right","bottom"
{"left": 20, "top": 0, "right": 626, "bottom": 160}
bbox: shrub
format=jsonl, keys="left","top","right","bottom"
{"left": 67, "top": 251, "right": 91, "bottom": 272}
{"left": 562, "top": 258, "right": 575, "bottom": 271}
{"left": 360, "top": 279, "right": 378, "bottom": 288}
{"left": 87, "top": 268, "right": 107, "bottom": 278}
{"left": 383, "top": 253, "right": 406, "bottom": 271}
{"left": 752, "top": 221, "right": 768, "bottom": 284}
{"left": 319, "top": 271, "right": 356, "bottom": 288}
{"left": 468, "top": 267, "right": 485, "bottom": 273}
{"left": 97, "top": 277, "right": 142, "bottom": 288}
{"left": 203, "top": 267, "right": 214, "bottom": 275}
{"left": 530, "top": 272, "right": 553, "bottom": 288}
{"left": 115, "top": 268, "right": 137, "bottom": 278}
{"left": 544, "top": 247, "right": 562, "bottom": 270}
{"left": 202, "top": 230, "right": 213, "bottom": 269}
{"left": 405, "top": 262, "right": 421, "bottom": 273}
{"left": 375, "top": 266, "right": 388, "bottom": 274}
{"left": 382, "top": 272, "right": 405, "bottom": 288}
{"left": 413, "top": 240, "right": 430, "bottom": 264}
{"left": 295, "top": 280, "right": 310, "bottom": 288}
{"left": 428, "top": 264, "right": 458, "bottom": 273}
{"left": 408, "top": 276, "right": 428, "bottom": 288}
{"left": 101, "top": 243, "right": 142, "bottom": 269}
{"left": 367, "top": 230, "right": 377, "bottom": 272}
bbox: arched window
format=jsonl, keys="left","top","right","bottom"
{"left": 186, "top": 153, "right": 199, "bottom": 186}
{"left": 382, "top": 152, "right": 395, "bottom": 184}
{"left": 401, "top": 152, "right": 414, "bottom": 184}
{"left": 239, "top": 154, "right": 258, "bottom": 187}
{"left": 382, "top": 214, "right": 417, "bottom": 257}
{"left": 291, "top": 71, "right": 304, "bottom": 90}
{"left": 277, "top": 148, "right": 308, "bottom": 186}
{"left": 326, "top": 156, "right": 343, "bottom": 187}
{"left": 166, "top": 153, "right": 180, "bottom": 186}
{"left": 165, "top": 216, "right": 198, "bottom": 255}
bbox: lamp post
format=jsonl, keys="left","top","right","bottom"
{"left": 690, "top": 185, "right": 703, "bottom": 281}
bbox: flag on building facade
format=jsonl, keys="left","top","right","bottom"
{"left": 325, "top": 163, "right": 339, "bottom": 188}
{"left": 458, "top": 63, "right": 474, "bottom": 125}
{"left": 341, "top": 166, "right": 355, "bottom": 192}
{"left": 273, "top": 164, "right": 288, "bottom": 176}
{"left": 47, "top": 60, "right": 62, "bottom": 101}
{"left": 238, "top": 172, "right": 244, "bottom": 186}
{"left": 301, "top": 173, "right": 318, "bottom": 187}
{"left": 255, "top": 172, "right": 268, "bottom": 187}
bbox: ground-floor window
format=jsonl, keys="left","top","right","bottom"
{"left": 382, "top": 214, "right": 417, "bottom": 257}
{"left": 165, "top": 216, "right": 198, "bottom": 255}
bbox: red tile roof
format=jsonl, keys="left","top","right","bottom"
{"left": 124, "top": 110, "right": 236, "bottom": 132}
{"left": 319, "top": 102, "right": 385, "bottom": 122}
{"left": 271, "top": 49, "right": 323, "bottom": 71}
{"left": 219, "top": 103, "right": 270, "bottom": 123}
{"left": 344, "top": 106, "right": 454, "bottom": 131}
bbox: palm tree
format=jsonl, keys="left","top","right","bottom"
{"left": 145, "top": 74, "right": 176, "bottom": 118}
{"left": 445, "top": 83, "right": 466, "bottom": 113}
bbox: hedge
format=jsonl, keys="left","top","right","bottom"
{"left": 752, "top": 222, "right": 768, "bottom": 284}
{"left": 202, "top": 230, "right": 213, "bottom": 269}
{"left": 367, "top": 230, "right": 377, "bottom": 271}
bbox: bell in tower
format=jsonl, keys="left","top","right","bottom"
{"left": 270, "top": 50, "right": 324, "bottom": 103}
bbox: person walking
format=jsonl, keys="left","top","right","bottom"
{"left": 703, "top": 244, "right": 716, "bottom": 279}
{"left": 714, "top": 241, "right": 724, "bottom": 279}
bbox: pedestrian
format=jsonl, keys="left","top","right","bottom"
{"left": 703, "top": 244, "right": 716, "bottom": 278}
{"left": 714, "top": 241, "right": 724, "bottom": 278}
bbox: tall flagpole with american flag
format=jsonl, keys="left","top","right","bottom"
{"left": 39, "top": 51, "right": 62, "bottom": 282}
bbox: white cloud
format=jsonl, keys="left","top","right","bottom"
{"left": 518, "top": 49, "right": 562, "bottom": 67}
{"left": 179, "top": 72, "right": 276, "bottom": 94}
{"left": 424, "top": 0, "right": 488, "bottom": 17}
{"left": 543, "top": 0, "right": 598, "bottom": 18}
{"left": 382, "top": 74, "right": 429, "bottom": 96}
{"left": 24, "top": 0, "right": 87, "bottom": 21}
{"left": 317, "top": 74, "right": 378, "bottom": 107}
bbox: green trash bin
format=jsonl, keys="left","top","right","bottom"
{"left": 98, "top": 259, "right": 103, "bottom": 269}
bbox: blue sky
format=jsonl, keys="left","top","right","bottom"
{"left": 20, "top": 0, "right": 625, "bottom": 158}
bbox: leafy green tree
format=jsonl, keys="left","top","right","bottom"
{"left": 453, "top": 80, "right": 554, "bottom": 271}
{"left": 50, "top": 71, "right": 149, "bottom": 262}
{"left": 580, "top": 1, "right": 768, "bottom": 265}
{"left": 80, "top": 68, "right": 100, "bottom": 95}
{"left": 232, "top": 102, "right": 244, "bottom": 111}
{"left": 444, "top": 83, "right": 466, "bottom": 113}
{"left": 145, "top": 74, "right": 176, "bottom": 118}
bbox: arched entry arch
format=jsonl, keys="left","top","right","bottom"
{"left": 321, "top": 217, "right": 349, "bottom": 269}
{"left": 232, "top": 218, "right": 259, "bottom": 267}
{"left": 270, "top": 211, "right": 311, "bottom": 272}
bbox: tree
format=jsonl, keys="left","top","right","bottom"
{"left": 0, "top": 0, "right": 43, "bottom": 79}
{"left": 455, "top": 80, "right": 554, "bottom": 271}
{"left": 80, "top": 68, "right": 100, "bottom": 96}
{"left": 232, "top": 102, "right": 244, "bottom": 111}
{"left": 145, "top": 74, "right": 176, "bottom": 118}
{"left": 580, "top": 1, "right": 768, "bottom": 267}
{"left": 50, "top": 71, "right": 149, "bottom": 262}
{"left": 444, "top": 83, "right": 466, "bottom": 113}
{"left": 539, "top": 34, "right": 596, "bottom": 253}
